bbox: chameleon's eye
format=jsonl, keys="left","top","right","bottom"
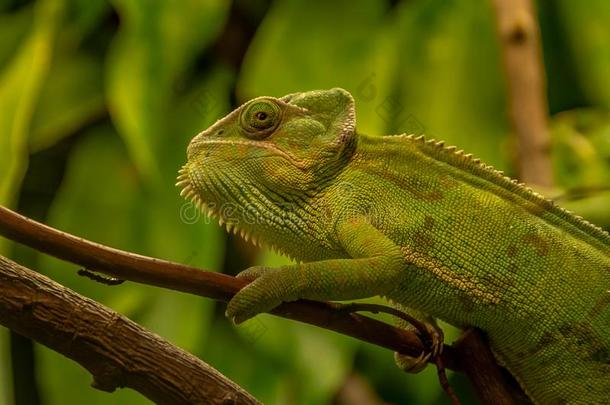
{"left": 240, "top": 99, "right": 281, "bottom": 138}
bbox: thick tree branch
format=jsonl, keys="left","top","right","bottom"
{"left": 492, "top": 0, "right": 552, "bottom": 187}
{"left": 0, "top": 255, "right": 259, "bottom": 405}
{"left": 0, "top": 205, "right": 522, "bottom": 401}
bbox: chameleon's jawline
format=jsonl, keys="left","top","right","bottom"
{"left": 193, "top": 139, "right": 308, "bottom": 169}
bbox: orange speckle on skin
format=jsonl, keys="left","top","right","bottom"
{"left": 507, "top": 244, "right": 519, "bottom": 258}
{"left": 522, "top": 233, "right": 549, "bottom": 256}
{"left": 589, "top": 292, "right": 610, "bottom": 318}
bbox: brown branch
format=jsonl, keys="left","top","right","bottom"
{"left": 454, "top": 329, "right": 522, "bottom": 405}
{"left": 0, "top": 255, "right": 259, "bottom": 405}
{"left": 0, "top": 205, "right": 521, "bottom": 401}
{"left": 0, "top": 205, "right": 440, "bottom": 362}
{"left": 492, "top": 0, "right": 552, "bottom": 187}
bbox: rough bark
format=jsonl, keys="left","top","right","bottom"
{"left": 0, "top": 255, "right": 259, "bottom": 405}
{"left": 454, "top": 329, "right": 525, "bottom": 405}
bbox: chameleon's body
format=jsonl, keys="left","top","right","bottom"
{"left": 179, "top": 88, "right": 610, "bottom": 403}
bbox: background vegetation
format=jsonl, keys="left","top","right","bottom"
{"left": 0, "top": 0, "right": 609, "bottom": 403}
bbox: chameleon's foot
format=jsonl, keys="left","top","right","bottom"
{"left": 226, "top": 266, "right": 284, "bottom": 324}
{"left": 394, "top": 351, "right": 430, "bottom": 373}
{"left": 394, "top": 322, "right": 444, "bottom": 373}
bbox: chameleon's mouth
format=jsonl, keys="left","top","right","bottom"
{"left": 190, "top": 138, "right": 309, "bottom": 170}
{"left": 175, "top": 165, "right": 264, "bottom": 247}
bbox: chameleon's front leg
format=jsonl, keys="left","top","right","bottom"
{"left": 226, "top": 217, "right": 405, "bottom": 324}
{"left": 226, "top": 216, "right": 443, "bottom": 371}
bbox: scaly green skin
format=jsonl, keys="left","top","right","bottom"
{"left": 178, "top": 88, "right": 610, "bottom": 404}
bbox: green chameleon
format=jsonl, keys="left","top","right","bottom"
{"left": 178, "top": 88, "right": 610, "bottom": 404}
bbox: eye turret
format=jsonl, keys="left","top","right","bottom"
{"left": 240, "top": 99, "right": 281, "bottom": 139}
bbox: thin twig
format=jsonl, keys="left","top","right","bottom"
{"left": 492, "top": 0, "right": 552, "bottom": 187}
{"left": 0, "top": 255, "right": 259, "bottom": 405}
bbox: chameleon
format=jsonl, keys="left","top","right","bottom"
{"left": 177, "top": 88, "right": 610, "bottom": 404}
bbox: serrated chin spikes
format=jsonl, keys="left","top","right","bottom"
{"left": 189, "top": 194, "right": 201, "bottom": 207}
{"left": 181, "top": 187, "right": 199, "bottom": 203}
{"left": 175, "top": 178, "right": 190, "bottom": 187}
{"left": 179, "top": 185, "right": 192, "bottom": 198}
{"left": 218, "top": 218, "right": 225, "bottom": 226}
{"left": 176, "top": 167, "right": 189, "bottom": 185}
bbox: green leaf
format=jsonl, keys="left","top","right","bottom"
{"left": 550, "top": 108, "right": 610, "bottom": 229}
{"left": 0, "top": 4, "right": 33, "bottom": 70}
{"left": 0, "top": 0, "right": 64, "bottom": 255}
{"left": 557, "top": 0, "right": 610, "bottom": 108}
{"left": 58, "top": 0, "right": 110, "bottom": 51}
{"left": 29, "top": 53, "right": 105, "bottom": 152}
{"left": 551, "top": 108, "right": 610, "bottom": 189}
{"left": 392, "top": 0, "right": 510, "bottom": 169}
{"left": 238, "top": 0, "right": 396, "bottom": 136}
{"left": 105, "top": 0, "right": 230, "bottom": 181}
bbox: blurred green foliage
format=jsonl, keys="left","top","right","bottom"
{"left": 0, "top": 0, "right": 609, "bottom": 404}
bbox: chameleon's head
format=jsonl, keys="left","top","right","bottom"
{"left": 177, "top": 88, "right": 356, "bottom": 234}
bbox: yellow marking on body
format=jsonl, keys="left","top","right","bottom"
{"left": 400, "top": 246, "right": 502, "bottom": 305}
